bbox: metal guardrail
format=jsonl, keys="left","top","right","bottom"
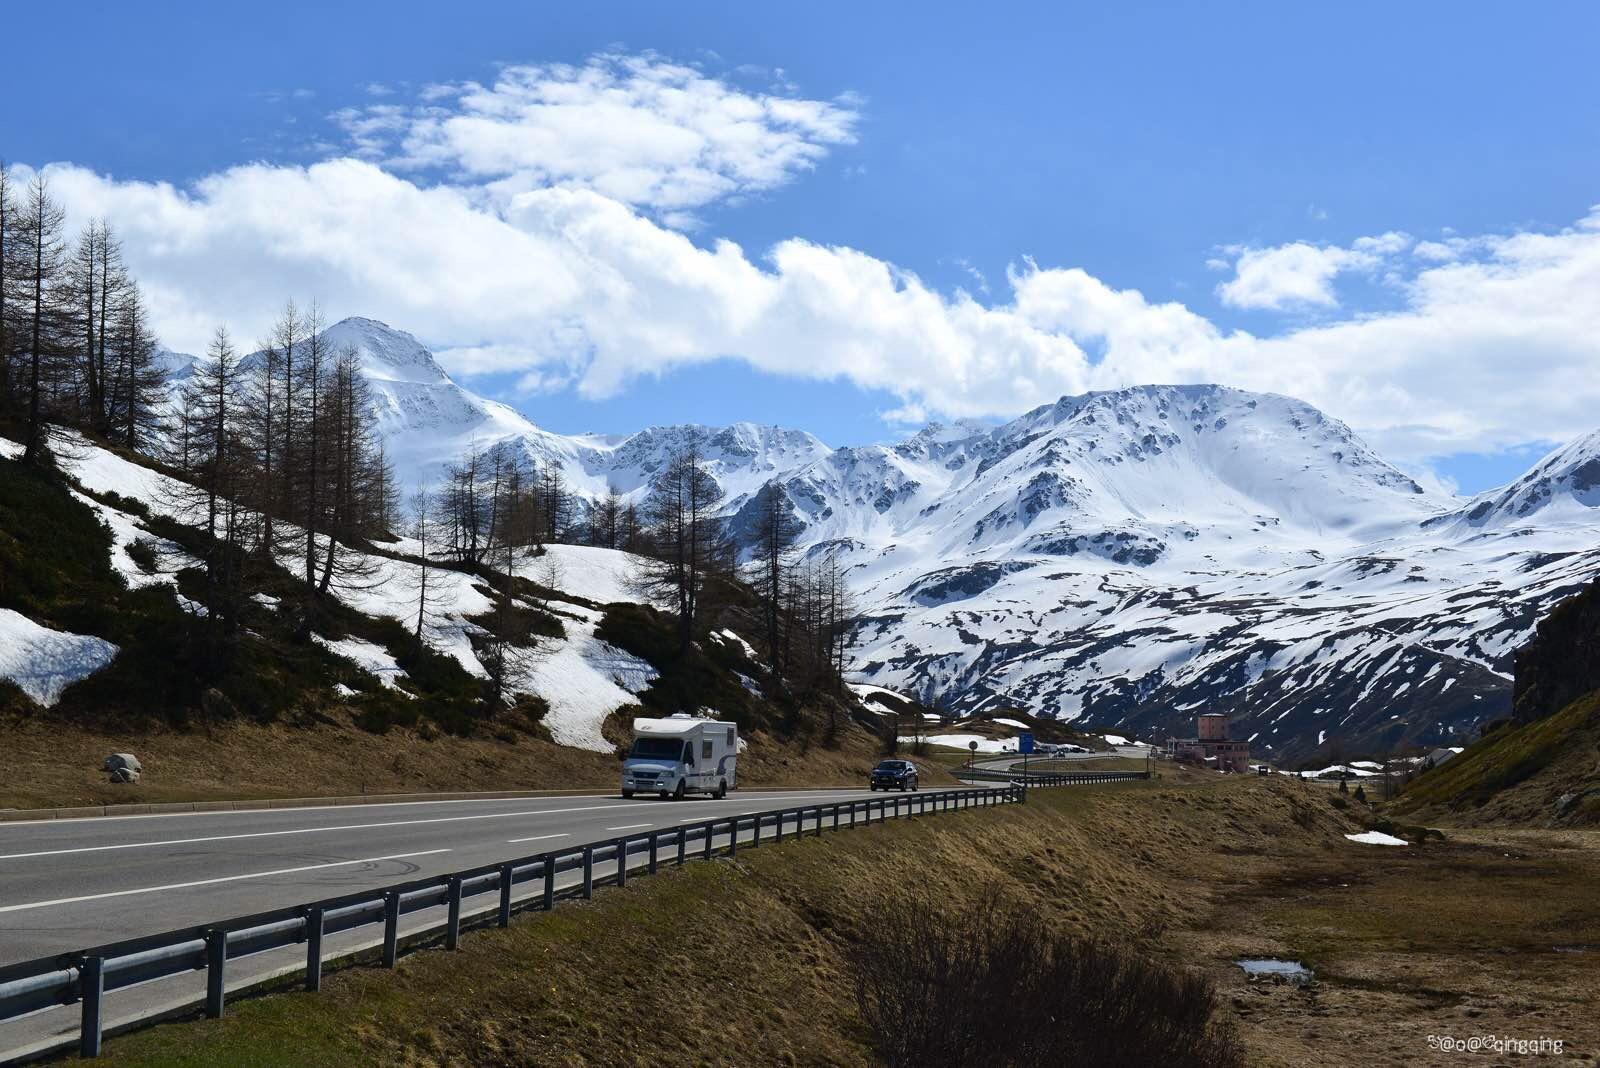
{"left": 0, "top": 786, "right": 1022, "bottom": 1061}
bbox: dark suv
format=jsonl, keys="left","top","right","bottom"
{"left": 870, "top": 759, "right": 919, "bottom": 791}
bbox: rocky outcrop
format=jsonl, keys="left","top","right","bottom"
{"left": 1513, "top": 578, "right": 1600, "bottom": 723}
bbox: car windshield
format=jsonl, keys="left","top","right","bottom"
{"left": 875, "top": 761, "right": 907, "bottom": 771}
{"left": 630, "top": 737, "right": 686, "bottom": 760}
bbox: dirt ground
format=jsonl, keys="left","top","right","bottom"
{"left": 86, "top": 772, "right": 1600, "bottom": 1067}
{"left": 1183, "top": 822, "right": 1600, "bottom": 1065}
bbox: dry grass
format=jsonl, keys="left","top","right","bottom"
{"left": 74, "top": 774, "right": 1600, "bottom": 1066}
{"left": 0, "top": 712, "right": 919, "bottom": 811}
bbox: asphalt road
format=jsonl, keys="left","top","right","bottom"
{"left": 0, "top": 785, "right": 970, "bottom": 1060}
{"left": 0, "top": 787, "right": 922, "bottom": 967}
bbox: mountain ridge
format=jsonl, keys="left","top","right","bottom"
{"left": 166, "top": 317, "right": 1600, "bottom": 761}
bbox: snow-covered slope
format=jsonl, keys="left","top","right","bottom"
{"left": 4, "top": 425, "right": 658, "bottom": 752}
{"left": 164, "top": 318, "right": 1600, "bottom": 762}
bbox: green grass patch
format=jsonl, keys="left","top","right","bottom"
{"left": 1395, "top": 690, "right": 1600, "bottom": 812}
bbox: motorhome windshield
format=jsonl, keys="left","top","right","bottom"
{"left": 630, "top": 737, "right": 687, "bottom": 761}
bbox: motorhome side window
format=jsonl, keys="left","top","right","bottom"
{"left": 725, "top": 727, "right": 735, "bottom": 745}
{"left": 702, "top": 739, "right": 713, "bottom": 760}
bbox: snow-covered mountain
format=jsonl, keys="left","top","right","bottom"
{"left": 170, "top": 318, "right": 1600, "bottom": 761}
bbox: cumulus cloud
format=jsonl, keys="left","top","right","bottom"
{"left": 37, "top": 149, "right": 1600, "bottom": 467}
{"left": 1216, "top": 231, "right": 1411, "bottom": 310}
{"left": 330, "top": 52, "right": 859, "bottom": 221}
{"left": 21, "top": 48, "right": 1600, "bottom": 470}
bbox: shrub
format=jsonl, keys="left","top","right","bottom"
{"left": 847, "top": 888, "right": 1242, "bottom": 1068}
{"left": 125, "top": 538, "right": 159, "bottom": 574}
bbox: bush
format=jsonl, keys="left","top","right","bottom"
{"left": 125, "top": 538, "right": 159, "bottom": 574}
{"left": 847, "top": 888, "right": 1242, "bottom": 1068}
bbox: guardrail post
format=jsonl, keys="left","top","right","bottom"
{"left": 750, "top": 813, "right": 762, "bottom": 848}
{"left": 616, "top": 839, "right": 629, "bottom": 887}
{"left": 382, "top": 891, "right": 400, "bottom": 967}
{"left": 446, "top": 876, "right": 463, "bottom": 949}
{"left": 79, "top": 955, "right": 104, "bottom": 1059}
{"left": 205, "top": 928, "right": 227, "bottom": 1018}
{"left": 833, "top": 803, "right": 841, "bottom": 831}
{"left": 498, "top": 864, "right": 514, "bottom": 927}
{"left": 305, "top": 907, "right": 324, "bottom": 991}
{"left": 703, "top": 821, "right": 714, "bottom": 859}
{"left": 814, "top": 807, "right": 823, "bottom": 837}
{"left": 542, "top": 854, "right": 556, "bottom": 911}
{"left": 582, "top": 846, "right": 595, "bottom": 899}
{"left": 677, "top": 827, "right": 687, "bottom": 865}
{"left": 649, "top": 831, "right": 660, "bottom": 873}
{"left": 728, "top": 817, "right": 739, "bottom": 857}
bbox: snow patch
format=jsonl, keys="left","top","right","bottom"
{"left": 0, "top": 609, "right": 119, "bottom": 706}
{"left": 312, "top": 635, "right": 409, "bottom": 690}
{"left": 520, "top": 622, "right": 657, "bottom": 752}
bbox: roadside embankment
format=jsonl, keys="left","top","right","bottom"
{"left": 84, "top": 772, "right": 1600, "bottom": 1066}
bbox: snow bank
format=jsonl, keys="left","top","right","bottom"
{"left": 312, "top": 634, "right": 409, "bottom": 690}
{"left": 1345, "top": 830, "right": 1408, "bottom": 846}
{"left": 535, "top": 544, "right": 641, "bottom": 605}
{"left": 0, "top": 609, "right": 119, "bottom": 705}
{"left": 712, "top": 628, "right": 758, "bottom": 660}
{"left": 849, "top": 682, "right": 915, "bottom": 707}
{"left": 520, "top": 622, "right": 657, "bottom": 751}
{"left": 900, "top": 733, "right": 1015, "bottom": 753}
{"left": 992, "top": 717, "right": 1031, "bottom": 729}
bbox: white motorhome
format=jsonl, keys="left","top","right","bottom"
{"left": 621, "top": 714, "right": 738, "bottom": 799}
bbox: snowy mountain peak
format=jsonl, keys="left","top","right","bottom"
{"left": 318, "top": 317, "right": 449, "bottom": 384}
{"left": 1432, "top": 429, "right": 1600, "bottom": 531}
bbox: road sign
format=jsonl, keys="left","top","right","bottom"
{"left": 1019, "top": 732, "right": 1034, "bottom": 755}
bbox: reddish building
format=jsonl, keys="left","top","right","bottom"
{"left": 1167, "top": 713, "right": 1251, "bottom": 772}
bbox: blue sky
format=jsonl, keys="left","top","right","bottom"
{"left": 8, "top": 1, "right": 1600, "bottom": 493}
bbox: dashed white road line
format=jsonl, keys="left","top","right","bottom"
{"left": 0, "top": 792, "right": 896, "bottom": 862}
{"left": 604, "top": 824, "right": 652, "bottom": 832}
{"left": 506, "top": 833, "right": 571, "bottom": 845}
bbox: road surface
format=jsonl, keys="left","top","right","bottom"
{"left": 0, "top": 787, "right": 921, "bottom": 966}
{"left": 0, "top": 786, "right": 962, "bottom": 1060}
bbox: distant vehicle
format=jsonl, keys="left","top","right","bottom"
{"left": 621, "top": 715, "right": 738, "bottom": 800}
{"left": 870, "top": 759, "right": 919, "bottom": 791}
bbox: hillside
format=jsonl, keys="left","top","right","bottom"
{"left": 170, "top": 317, "right": 1600, "bottom": 763}
{"left": 0, "top": 429, "right": 892, "bottom": 808}
{"left": 1394, "top": 579, "right": 1600, "bottom": 825}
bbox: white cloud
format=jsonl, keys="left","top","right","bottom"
{"left": 330, "top": 52, "right": 859, "bottom": 221}
{"left": 1216, "top": 231, "right": 1411, "bottom": 310}
{"left": 24, "top": 49, "right": 1600, "bottom": 472}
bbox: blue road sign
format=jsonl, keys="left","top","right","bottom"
{"left": 1019, "top": 732, "right": 1034, "bottom": 754}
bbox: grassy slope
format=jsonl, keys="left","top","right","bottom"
{"left": 1392, "top": 690, "right": 1600, "bottom": 826}
{"left": 92, "top": 774, "right": 1600, "bottom": 1067}
{"left": 94, "top": 774, "right": 1331, "bottom": 1067}
{"left": 1, "top": 446, "right": 904, "bottom": 809}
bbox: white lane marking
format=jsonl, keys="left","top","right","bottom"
{"left": 0, "top": 850, "right": 453, "bottom": 915}
{"left": 0, "top": 794, "right": 630, "bottom": 829}
{"left": 0, "top": 792, "right": 894, "bottom": 861}
{"left": 604, "top": 823, "right": 652, "bottom": 832}
{"left": 0, "top": 786, "right": 912, "bottom": 830}
{"left": 506, "top": 833, "right": 571, "bottom": 844}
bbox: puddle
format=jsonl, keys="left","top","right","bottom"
{"left": 1237, "top": 958, "right": 1314, "bottom": 983}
